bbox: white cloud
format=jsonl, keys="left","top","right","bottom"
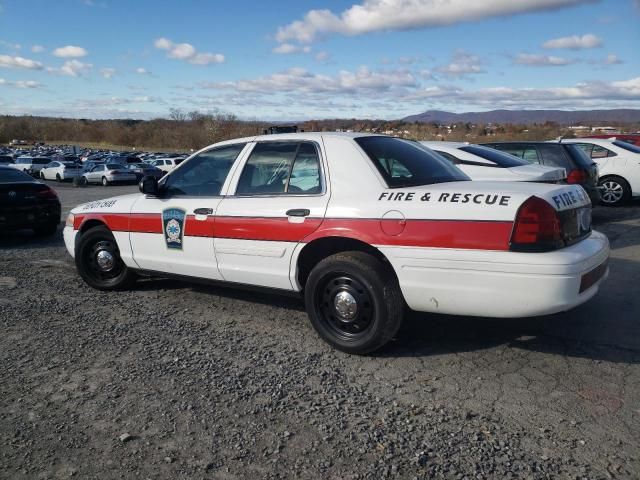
{"left": 101, "top": 67, "right": 116, "bottom": 78}
{"left": 136, "top": 67, "right": 150, "bottom": 75}
{"left": 272, "top": 43, "right": 312, "bottom": 54}
{"left": 0, "top": 78, "right": 42, "bottom": 88}
{"left": 154, "top": 37, "right": 224, "bottom": 65}
{"left": 31, "top": 45, "right": 44, "bottom": 53}
{"left": 603, "top": 53, "right": 623, "bottom": 65}
{"left": 515, "top": 53, "right": 573, "bottom": 66}
{"left": 436, "top": 51, "right": 483, "bottom": 77}
{"left": 0, "top": 54, "right": 43, "bottom": 70}
{"left": 52, "top": 45, "right": 88, "bottom": 58}
{"left": 0, "top": 40, "right": 21, "bottom": 50}
{"left": 275, "top": 0, "right": 595, "bottom": 43}
{"left": 315, "top": 51, "right": 330, "bottom": 62}
{"left": 542, "top": 33, "right": 602, "bottom": 49}
{"left": 202, "top": 66, "right": 417, "bottom": 94}
{"left": 47, "top": 59, "right": 92, "bottom": 76}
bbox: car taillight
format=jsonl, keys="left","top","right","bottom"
{"left": 566, "top": 169, "right": 586, "bottom": 184}
{"left": 37, "top": 187, "right": 58, "bottom": 200}
{"left": 510, "top": 196, "right": 564, "bottom": 252}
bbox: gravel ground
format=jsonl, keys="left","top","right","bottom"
{"left": 1, "top": 182, "right": 639, "bottom": 479}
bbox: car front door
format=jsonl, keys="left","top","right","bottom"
{"left": 215, "top": 140, "right": 330, "bottom": 290}
{"left": 129, "top": 143, "right": 249, "bottom": 279}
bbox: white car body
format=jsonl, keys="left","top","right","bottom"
{"left": 149, "top": 158, "right": 182, "bottom": 173}
{"left": 40, "top": 161, "right": 82, "bottom": 181}
{"left": 422, "top": 141, "right": 566, "bottom": 183}
{"left": 553, "top": 138, "right": 640, "bottom": 204}
{"left": 65, "top": 133, "right": 608, "bottom": 329}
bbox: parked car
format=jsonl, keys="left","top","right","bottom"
{"left": 149, "top": 157, "right": 184, "bottom": 173}
{"left": 64, "top": 133, "right": 608, "bottom": 354}
{"left": 125, "top": 163, "right": 165, "bottom": 181}
{"left": 482, "top": 141, "right": 600, "bottom": 205}
{"left": 421, "top": 142, "right": 566, "bottom": 183}
{"left": 0, "top": 165, "right": 60, "bottom": 235}
{"left": 551, "top": 138, "right": 640, "bottom": 206}
{"left": 40, "top": 161, "right": 83, "bottom": 181}
{"left": 27, "top": 157, "right": 52, "bottom": 176}
{"left": 0, "top": 155, "right": 14, "bottom": 165}
{"left": 80, "top": 163, "right": 138, "bottom": 186}
{"left": 584, "top": 134, "right": 640, "bottom": 146}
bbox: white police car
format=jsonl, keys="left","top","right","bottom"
{"left": 64, "top": 133, "right": 609, "bottom": 354}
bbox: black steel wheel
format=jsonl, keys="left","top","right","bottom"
{"left": 75, "top": 226, "right": 136, "bottom": 290}
{"left": 305, "top": 251, "right": 404, "bottom": 354}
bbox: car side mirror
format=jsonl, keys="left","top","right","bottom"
{"left": 140, "top": 175, "right": 160, "bottom": 196}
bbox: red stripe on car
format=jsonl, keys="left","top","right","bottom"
{"left": 74, "top": 213, "right": 513, "bottom": 250}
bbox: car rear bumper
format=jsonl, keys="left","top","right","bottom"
{"left": 0, "top": 203, "right": 61, "bottom": 230}
{"left": 379, "top": 230, "right": 610, "bottom": 318}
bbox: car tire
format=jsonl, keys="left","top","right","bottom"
{"left": 599, "top": 175, "right": 631, "bottom": 206}
{"left": 102, "top": 176, "right": 109, "bottom": 186}
{"left": 56, "top": 173, "right": 62, "bottom": 182}
{"left": 80, "top": 176, "right": 88, "bottom": 186}
{"left": 34, "top": 221, "right": 58, "bottom": 236}
{"left": 304, "top": 251, "right": 404, "bottom": 355}
{"left": 75, "top": 225, "right": 137, "bottom": 290}
{"left": 40, "top": 171, "right": 45, "bottom": 180}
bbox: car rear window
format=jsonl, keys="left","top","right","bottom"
{"left": 0, "top": 168, "right": 33, "bottom": 182}
{"left": 564, "top": 144, "right": 595, "bottom": 169}
{"left": 458, "top": 145, "right": 528, "bottom": 168}
{"left": 613, "top": 140, "right": 640, "bottom": 154}
{"left": 355, "top": 137, "right": 468, "bottom": 188}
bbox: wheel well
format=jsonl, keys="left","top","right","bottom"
{"left": 296, "top": 236, "right": 392, "bottom": 288}
{"left": 79, "top": 219, "right": 107, "bottom": 235}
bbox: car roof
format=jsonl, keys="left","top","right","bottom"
{"left": 482, "top": 141, "right": 564, "bottom": 146}
{"left": 206, "top": 131, "right": 384, "bottom": 148}
{"left": 560, "top": 138, "right": 617, "bottom": 145}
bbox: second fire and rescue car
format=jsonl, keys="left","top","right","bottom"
{"left": 64, "top": 133, "right": 609, "bottom": 354}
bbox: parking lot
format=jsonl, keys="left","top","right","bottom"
{"left": 1, "top": 181, "right": 639, "bottom": 479}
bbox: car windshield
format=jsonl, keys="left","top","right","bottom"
{"left": 459, "top": 145, "right": 529, "bottom": 167}
{"left": 0, "top": 168, "right": 33, "bottom": 182}
{"left": 355, "top": 136, "right": 469, "bottom": 188}
{"left": 612, "top": 140, "right": 640, "bottom": 154}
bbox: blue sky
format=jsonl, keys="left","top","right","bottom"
{"left": 0, "top": 0, "right": 638, "bottom": 120}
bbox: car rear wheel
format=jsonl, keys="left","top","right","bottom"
{"left": 599, "top": 175, "right": 631, "bottom": 206}
{"left": 75, "top": 226, "right": 137, "bottom": 290}
{"left": 102, "top": 176, "right": 109, "bottom": 186}
{"left": 40, "top": 171, "right": 45, "bottom": 179}
{"left": 304, "top": 251, "right": 404, "bottom": 354}
{"left": 55, "top": 173, "right": 62, "bottom": 182}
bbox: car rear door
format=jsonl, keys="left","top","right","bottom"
{"left": 214, "top": 140, "right": 329, "bottom": 290}
{"left": 129, "top": 143, "right": 248, "bottom": 279}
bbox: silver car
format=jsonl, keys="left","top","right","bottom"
{"left": 81, "top": 163, "right": 137, "bottom": 186}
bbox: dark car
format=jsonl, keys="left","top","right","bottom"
{"left": 0, "top": 155, "right": 14, "bottom": 165}
{"left": 0, "top": 166, "right": 61, "bottom": 235}
{"left": 125, "top": 162, "right": 165, "bottom": 181}
{"left": 482, "top": 142, "right": 601, "bottom": 205}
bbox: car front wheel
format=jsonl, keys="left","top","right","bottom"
{"left": 75, "top": 226, "right": 137, "bottom": 290}
{"left": 599, "top": 175, "right": 631, "bottom": 206}
{"left": 304, "top": 251, "right": 404, "bottom": 354}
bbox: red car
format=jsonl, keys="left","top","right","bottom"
{"left": 584, "top": 134, "right": 640, "bottom": 146}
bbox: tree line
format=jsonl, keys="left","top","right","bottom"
{"left": 1, "top": 110, "right": 638, "bottom": 151}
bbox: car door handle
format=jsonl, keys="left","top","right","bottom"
{"left": 286, "top": 208, "right": 310, "bottom": 217}
{"left": 194, "top": 208, "right": 213, "bottom": 215}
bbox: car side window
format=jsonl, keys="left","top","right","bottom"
{"left": 575, "top": 143, "right": 616, "bottom": 159}
{"left": 163, "top": 143, "right": 245, "bottom": 197}
{"left": 236, "top": 141, "right": 322, "bottom": 195}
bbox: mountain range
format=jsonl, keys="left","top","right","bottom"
{"left": 401, "top": 109, "right": 640, "bottom": 125}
